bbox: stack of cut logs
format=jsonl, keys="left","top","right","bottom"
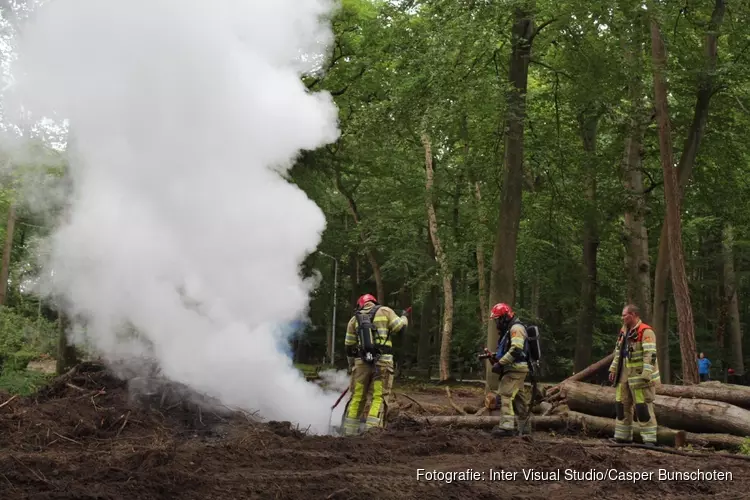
{"left": 411, "top": 354, "right": 750, "bottom": 452}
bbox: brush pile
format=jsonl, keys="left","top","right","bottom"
{"left": 0, "top": 361, "right": 258, "bottom": 453}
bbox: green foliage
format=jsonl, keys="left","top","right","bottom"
{"left": 288, "top": 0, "right": 750, "bottom": 382}
{"left": 0, "top": 0, "right": 748, "bottom": 385}
{"left": 0, "top": 369, "right": 53, "bottom": 396}
{"left": 0, "top": 350, "right": 37, "bottom": 372}
{"left": 740, "top": 438, "right": 750, "bottom": 457}
{"left": 0, "top": 306, "right": 58, "bottom": 358}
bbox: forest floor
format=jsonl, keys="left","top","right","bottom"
{"left": 1, "top": 363, "right": 748, "bottom": 500}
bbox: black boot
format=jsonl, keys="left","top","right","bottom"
{"left": 492, "top": 427, "right": 514, "bottom": 437}
{"left": 610, "top": 437, "right": 632, "bottom": 444}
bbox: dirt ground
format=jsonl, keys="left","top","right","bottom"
{"left": 2, "top": 364, "right": 749, "bottom": 500}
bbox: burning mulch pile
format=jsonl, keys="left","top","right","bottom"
{"left": 2, "top": 364, "right": 750, "bottom": 499}
{"left": 0, "top": 362, "right": 246, "bottom": 452}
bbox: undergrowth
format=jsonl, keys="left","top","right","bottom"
{"left": 0, "top": 369, "right": 54, "bottom": 396}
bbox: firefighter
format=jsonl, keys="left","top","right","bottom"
{"left": 608, "top": 303, "right": 660, "bottom": 446}
{"left": 487, "top": 303, "right": 531, "bottom": 436}
{"left": 341, "top": 294, "right": 408, "bottom": 436}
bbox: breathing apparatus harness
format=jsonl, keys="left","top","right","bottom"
{"left": 347, "top": 304, "right": 391, "bottom": 365}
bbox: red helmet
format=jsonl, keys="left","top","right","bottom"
{"left": 357, "top": 294, "right": 378, "bottom": 309}
{"left": 490, "top": 303, "right": 514, "bottom": 320}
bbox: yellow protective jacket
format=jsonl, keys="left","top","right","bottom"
{"left": 608, "top": 320, "right": 660, "bottom": 389}
{"left": 497, "top": 322, "right": 529, "bottom": 373}
{"left": 345, "top": 303, "right": 408, "bottom": 364}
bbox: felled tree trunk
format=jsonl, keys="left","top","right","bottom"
{"left": 561, "top": 380, "right": 750, "bottom": 436}
{"left": 408, "top": 411, "right": 743, "bottom": 451}
{"left": 655, "top": 383, "right": 750, "bottom": 410}
{"left": 409, "top": 414, "right": 564, "bottom": 430}
{"left": 546, "top": 353, "right": 614, "bottom": 398}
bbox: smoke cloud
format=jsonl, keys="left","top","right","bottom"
{"left": 2, "top": 0, "right": 347, "bottom": 433}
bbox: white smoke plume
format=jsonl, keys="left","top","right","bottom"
{"left": 2, "top": 0, "right": 346, "bottom": 434}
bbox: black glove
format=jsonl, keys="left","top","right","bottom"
{"left": 492, "top": 362, "right": 505, "bottom": 375}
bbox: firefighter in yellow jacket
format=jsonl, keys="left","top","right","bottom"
{"left": 341, "top": 294, "right": 408, "bottom": 436}
{"left": 486, "top": 303, "right": 531, "bottom": 436}
{"left": 608, "top": 303, "right": 660, "bottom": 446}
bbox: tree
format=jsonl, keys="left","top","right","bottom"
{"left": 649, "top": 11, "right": 699, "bottom": 385}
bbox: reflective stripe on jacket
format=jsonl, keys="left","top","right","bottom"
{"left": 609, "top": 320, "right": 660, "bottom": 388}
{"left": 345, "top": 304, "right": 407, "bottom": 363}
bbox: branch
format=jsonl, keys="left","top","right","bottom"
{"left": 305, "top": 40, "right": 351, "bottom": 90}
{"left": 329, "top": 66, "right": 367, "bottom": 96}
{"left": 462, "top": 50, "right": 490, "bottom": 80}
{"left": 530, "top": 18, "right": 557, "bottom": 43}
{"left": 530, "top": 59, "right": 572, "bottom": 79}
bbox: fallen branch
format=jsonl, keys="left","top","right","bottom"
{"left": 326, "top": 488, "right": 349, "bottom": 499}
{"left": 11, "top": 455, "right": 49, "bottom": 483}
{"left": 396, "top": 393, "right": 429, "bottom": 413}
{"left": 0, "top": 394, "right": 18, "bottom": 409}
{"left": 116, "top": 411, "right": 131, "bottom": 438}
{"left": 53, "top": 432, "right": 83, "bottom": 446}
{"left": 546, "top": 354, "right": 614, "bottom": 398}
{"left": 445, "top": 387, "right": 467, "bottom": 415}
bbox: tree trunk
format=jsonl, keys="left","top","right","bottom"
{"left": 56, "top": 313, "right": 78, "bottom": 375}
{"left": 574, "top": 110, "right": 600, "bottom": 372}
{"left": 463, "top": 112, "right": 488, "bottom": 327}
{"left": 417, "top": 288, "right": 434, "bottom": 371}
{"left": 651, "top": 0, "right": 726, "bottom": 384}
{"left": 621, "top": 17, "right": 651, "bottom": 324}
{"left": 409, "top": 412, "right": 743, "bottom": 451}
{"left": 530, "top": 273, "right": 540, "bottom": 320}
{"left": 546, "top": 353, "right": 614, "bottom": 398}
{"left": 486, "top": 4, "right": 534, "bottom": 390}
{"left": 473, "top": 180, "right": 488, "bottom": 324}
{"left": 655, "top": 382, "right": 750, "bottom": 410}
{"left": 650, "top": 16, "right": 699, "bottom": 386}
{"left": 418, "top": 233, "right": 439, "bottom": 371}
{"left": 722, "top": 224, "right": 744, "bottom": 375}
{"left": 0, "top": 203, "right": 16, "bottom": 306}
{"left": 652, "top": 269, "right": 671, "bottom": 382}
{"left": 422, "top": 133, "right": 454, "bottom": 382}
{"left": 348, "top": 250, "right": 359, "bottom": 310}
{"left": 561, "top": 380, "right": 750, "bottom": 436}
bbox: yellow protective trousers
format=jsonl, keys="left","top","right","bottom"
{"left": 341, "top": 360, "right": 394, "bottom": 436}
{"left": 496, "top": 370, "right": 530, "bottom": 432}
{"left": 615, "top": 365, "right": 658, "bottom": 443}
